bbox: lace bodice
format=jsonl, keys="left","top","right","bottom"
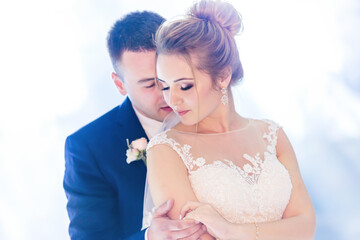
{"left": 146, "top": 119, "right": 292, "bottom": 224}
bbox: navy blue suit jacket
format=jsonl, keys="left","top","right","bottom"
{"left": 64, "top": 98, "right": 148, "bottom": 240}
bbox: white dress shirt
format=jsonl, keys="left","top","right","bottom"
{"left": 133, "top": 107, "right": 163, "bottom": 239}
{"left": 133, "top": 108, "right": 163, "bottom": 139}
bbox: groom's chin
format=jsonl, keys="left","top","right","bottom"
{"left": 153, "top": 107, "right": 173, "bottom": 122}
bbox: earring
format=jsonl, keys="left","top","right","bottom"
{"left": 221, "top": 87, "right": 228, "bottom": 105}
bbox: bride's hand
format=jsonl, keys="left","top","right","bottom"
{"left": 180, "top": 201, "right": 234, "bottom": 240}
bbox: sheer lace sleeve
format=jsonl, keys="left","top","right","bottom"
{"left": 147, "top": 130, "right": 176, "bottom": 151}
{"left": 147, "top": 131, "right": 199, "bottom": 172}
{"left": 147, "top": 130, "right": 184, "bottom": 162}
{"left": 262, "top": 119, "right": 281, "bottom": 155}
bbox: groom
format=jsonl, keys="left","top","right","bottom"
{"left": 63, "top": 11, "right": 206, "bottom": 240}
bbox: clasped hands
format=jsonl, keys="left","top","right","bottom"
{"left": 148, "top": 199, "right": 234, "bottom": 240}
{"left": 180, "top": 201, "right": 234, "bottom": 240}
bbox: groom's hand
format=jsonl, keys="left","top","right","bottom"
{"left": 147, "top": 199, "right": 207, "bottom": 240}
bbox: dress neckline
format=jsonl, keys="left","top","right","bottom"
{"left": 170, "top": 118, "right": 253, "bottom": 136}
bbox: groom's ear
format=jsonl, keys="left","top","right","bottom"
{"left": 112, "top": 72, "right": 127, "bottom": 96}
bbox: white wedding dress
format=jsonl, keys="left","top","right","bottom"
{"left": 143, "top": 119, "right": 292, "bottom": 227}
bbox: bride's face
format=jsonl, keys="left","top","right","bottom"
{"left": 156, "top": 53, "right": 222, "bottom": 126}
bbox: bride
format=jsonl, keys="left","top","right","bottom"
{"left": 144, "top": 0, "right": 316, "bottom": 239}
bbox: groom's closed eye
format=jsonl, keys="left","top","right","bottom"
{"left": 144, "top": 82, "right": 156, "bottom": 88}
{"left": 137, "top": 78, "right": 156, "bottom": 88}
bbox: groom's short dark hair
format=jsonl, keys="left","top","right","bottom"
{"left": 107, "top": 11, "right": 165, "bottom": 72}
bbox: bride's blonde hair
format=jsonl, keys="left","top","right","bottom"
{"left": 155, "top": 0, "right": 244, "bottom": 87}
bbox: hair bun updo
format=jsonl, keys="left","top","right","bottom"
{"left": 155, "top": 0, "right": 244, "bottom": 85}
{"left": 188, "top": 0, "right": 243, "bottom": 37}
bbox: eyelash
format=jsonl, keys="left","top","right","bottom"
{"left": 181, "top": 84, "right": 193, "bottom": 91}
{"left": 144, "top": 83, "right": 155, "bottom": 88}
{"left": 161, "top": 84, "right": 193, "bottom": 91}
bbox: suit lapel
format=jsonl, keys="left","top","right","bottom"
{"left": 117, "top": 97, "right": 149, "bottom": 147}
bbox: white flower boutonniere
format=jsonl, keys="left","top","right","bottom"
{"left": 126, "top": 137, "right": 148, "bottom": 166}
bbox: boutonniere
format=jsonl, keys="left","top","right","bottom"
{"left": 126, "top": 137, "right": 148, "bottom": 166}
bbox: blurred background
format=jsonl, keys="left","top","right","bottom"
{"left": 0, "top": 0, "right": 359, "bottom": 239}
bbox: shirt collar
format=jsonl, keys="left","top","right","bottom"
{"left": 133, "top": 107, "right": 163, "bottom": 139}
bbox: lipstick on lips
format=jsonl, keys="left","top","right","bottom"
{"left": 177, "top": 110, "right": 190, "bottom": 116}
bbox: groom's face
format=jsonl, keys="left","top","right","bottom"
{"left": 113, "top": 50, "right": 173, "bottom": 122}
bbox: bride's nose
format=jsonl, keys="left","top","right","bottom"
{"left": 169, "top": 87, "right": 183, "bottom": 108}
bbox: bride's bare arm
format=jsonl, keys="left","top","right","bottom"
{"left": 147, "top": 144, "right": 214, "bottom": 240}
{"left": 243, "top": 128, "right": 316, "bottom": 240}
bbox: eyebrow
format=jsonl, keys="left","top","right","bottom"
{"left": 157, "top": 77, "right": 194, "bottom": 83}
{"left": 137, "top": 78, "right": 156, "bottom": 84}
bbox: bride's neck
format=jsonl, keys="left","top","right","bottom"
{"left": 197, "top": 102, "right": 238, "bottom": 133}
{"left": 176, "top": 92, "right": 245, "bottom": 134}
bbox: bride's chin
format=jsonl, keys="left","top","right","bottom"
{"left": 179, "top": 121, "right": 193, "bottom": 127}
{"left": 178, "top": 122, "right": 202, "bottom": 133}
{"left": 179, "top": 118, "right": 198, "bottom": 126}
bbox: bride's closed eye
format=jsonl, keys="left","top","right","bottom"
{"left": 180, "top": 84, "right": 193, "bottom": 91}
{"left": 161, "top": 84, "right": 193, "bottom": 91}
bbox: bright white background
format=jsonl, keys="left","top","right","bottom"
{"left": 0, "top": 0, "right": 359, "bottom": 239}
